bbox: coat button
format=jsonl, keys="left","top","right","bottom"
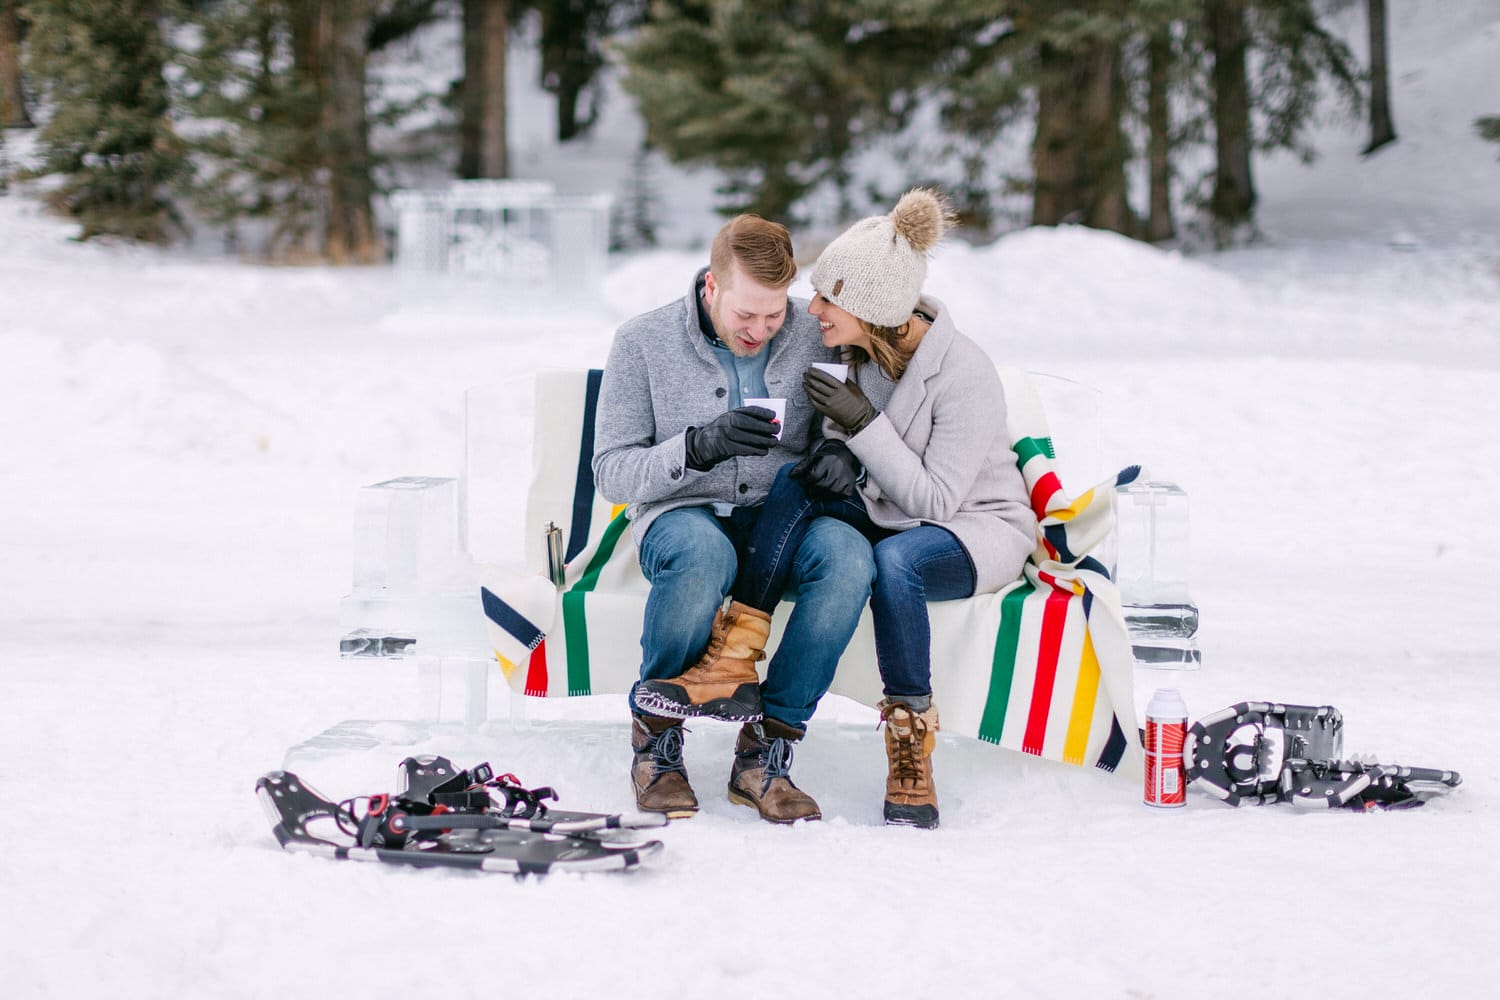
{"left": 671, "top": 468, "right": 682, "bottom": 480}
{"left": 715, "top": 387, "right": 726, "bottom": 398}
{"left": 738, "top": 483, "right": 749, "bottom": 494}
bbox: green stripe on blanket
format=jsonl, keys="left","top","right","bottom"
{"left": 562, "top": 513, "right": 630, "bottom": 695}
{"left": 1013, "top": 435, "right": 1055, "bottom": 465}
{"left": 978, "top": 582, "right": 1035, "bottom": 744}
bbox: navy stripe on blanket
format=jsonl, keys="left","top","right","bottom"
{"left": 480, "top": 587, "right": 544, "bottom": 651}
{"left": 565, "top": 369, "right": 604, "bottom": 563}
{"left": 1096, "top": 716, "right": 1127, "bottom": 772}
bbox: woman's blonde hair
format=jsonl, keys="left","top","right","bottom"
{"left": 845, "top": 316, "right": 922, "bottom": 381}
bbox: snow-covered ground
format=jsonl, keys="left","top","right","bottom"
{"left": 4, "top": 5, "right": 1500, "bottom": 997}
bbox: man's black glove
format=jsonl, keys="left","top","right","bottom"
{"left": 684, "top": 406, "right": 779, "bottom": 471}
{"left": 804, "top": 368, "right": 878, "bottom": 434}
{"left": 790, "top": 440, "right": 861, "bottom": 499}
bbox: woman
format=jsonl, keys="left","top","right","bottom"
{"left": 737, "top": 188, "right": 1037, "bottom": 828}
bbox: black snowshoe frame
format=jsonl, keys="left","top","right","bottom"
{"left": 1185, "top": 701, "right": 1461, "bottom": 810}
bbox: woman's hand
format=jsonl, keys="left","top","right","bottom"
{"left": 803, "top": 368, "right": 877, "bottom": 434}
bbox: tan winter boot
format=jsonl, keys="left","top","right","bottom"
{"left": 878, "top": 699, "right": 940, "bottom": 829}
{"left": 727, "top": 718, "right": 821, "bottom": 824}
{"left": 631, "top": 601, "right": 769, "bottom": 722}
{"left": 630, "top": 713, "right": 698, "bottom": 819}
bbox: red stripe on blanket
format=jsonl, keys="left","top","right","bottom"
{"left": 524, "top": 639, "right": 549, "bottom": 697}
{"left": 1029, "top": 472, "right": 1063, "bottom": 515}
{"left": 1022, "top": 589, "right": 1073, "bottom": 755}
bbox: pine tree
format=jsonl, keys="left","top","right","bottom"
{"left": 181, "top": 0, "right": 438, "bottom": 261}
{"left": 620, "top": 0, "right": 949, "bottom": 222}
{"left": 23, "top": 0, "right": 187, "bottom": 242}
{"left": 1478, "top": 116, "right": 1500, "bottom": 153}
{"left": 533, "top": 0, "right": 641, "bottom": 142}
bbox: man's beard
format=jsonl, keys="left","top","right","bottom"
{"left": 710, "top": 296, "right": 764, "bottom": 358}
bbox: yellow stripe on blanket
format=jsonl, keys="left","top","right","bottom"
{"left": 1047, "top": 487, "right": 1095, "bottom": 522}
{"left": 1062, "top": 631, "right": 1102, "bottom": 765}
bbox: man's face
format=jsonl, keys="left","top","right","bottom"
{"left": 705, "top": 263, "right": 789, "bottom": 358}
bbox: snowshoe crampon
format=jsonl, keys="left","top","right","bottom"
{"left": 256, "top": 755, "right": 666, "bottom": 875}
{"left": 1185, "top": 701, "right": 1461, "bottom": 810}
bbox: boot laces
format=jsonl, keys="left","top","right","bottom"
{"left": 739, "top": 732, "right": 794, "bottom": 794}
{"left": 882, "top": 713, "right": 928, "bottom": 787}
{"left": 647, "top": 724, "right": 687, "bottom": 777}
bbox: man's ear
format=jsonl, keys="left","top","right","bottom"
{"left": 703, "top": 269, "right": 718, "bottom": 306}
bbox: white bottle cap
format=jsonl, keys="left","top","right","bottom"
{"left": 1146, "top": 687, "right": 1188, "bottom": 721}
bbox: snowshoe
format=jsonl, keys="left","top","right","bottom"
{"left": 256, "top": 756, "right": 667, "bottom": 875}
{"left": 1185, "top": 701, "right": 1344, "bottom": 806}
{"left": 1185, "top": 701, "right": 1461, "bottom": 810}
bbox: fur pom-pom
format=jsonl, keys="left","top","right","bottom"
{"left": 889, "top": 188, "right": 951, "bottom": 254}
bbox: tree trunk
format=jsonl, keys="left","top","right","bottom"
{"left": 316, "top": 0, "right": 379, "bottom": 263}
{"left": 1207, "top": 0, "right": 1256, "bottom": 242}
{"left": 1031, "top": 33, "right": 1134, "bottom": 236}
{"left": 1032, "top": 40, "right": 1083, "bottom": 226}
{"left": 1364, "top": 0, "right": 1396, "bottom": 154}
{"left": 460, "top": 0, "right": 507, "bottom": 178}
{"left": 1078, "top": 35, "right": 1131, "bottom": 235}
{"left": 1145, "top": 30, "right": 1175, "bottom": 242}
{"left": 0, "top": 0, "right": 32, "bottom": 128}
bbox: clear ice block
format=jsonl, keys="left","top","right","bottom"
{"left": 1115, "top": 480, "right": 1201, "bottom": 669}
{"left": 351, "top": 476, "right": 460, "bottom": 593}
{"left": 342, "top": 476, "right": 487, "bottom": 663}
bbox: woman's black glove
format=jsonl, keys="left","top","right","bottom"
{"left": 790, "top": 440, "right": 861, "bottom": 499}
{"left": 803, "top": 368, "right": 877, "bottom": 434}
{"left": 684, "top": 406, "right": 779, "bottom": 471}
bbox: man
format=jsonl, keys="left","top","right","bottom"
{"left": 593, "top": 215, "right": 874, "bottom": 824}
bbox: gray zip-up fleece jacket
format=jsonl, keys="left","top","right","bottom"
{"left": 593, "top": 269, "right": 837, "bottom": 545}
{"left": 826, "top": 296, "right": 1037, "bottom": 595}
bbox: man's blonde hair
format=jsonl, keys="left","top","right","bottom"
{"left": 709, "top": 214, "right": 797, "bottom": 289}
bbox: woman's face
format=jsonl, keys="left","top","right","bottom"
{"left": 808, "top": 292, "right": 870, "bottom": 353}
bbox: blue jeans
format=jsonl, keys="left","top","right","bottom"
{"left": 635, "top": 503, "right": 875, "bottom": 731}
{"left": 739, "top": 465, "right": 976, "bottom": 700}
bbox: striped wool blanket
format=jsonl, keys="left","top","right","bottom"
{"left": 481, "top": 366, "right": 1143, "bottom": 778}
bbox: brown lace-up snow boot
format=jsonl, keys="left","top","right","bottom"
{"left": 727, "top": 718, "right": 821, "bottom": 824}
{"left": 631, "top": 601, "right": 769, "bottom": 722}
{"left": 878, "top": 699, "right": 940, "bottom": 829}
{"left": 630, "top": 713, "right": 698, "bottom": 818}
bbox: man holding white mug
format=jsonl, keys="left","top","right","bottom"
{"left": 592, "top": 214, "right": 872, "bottom": 824}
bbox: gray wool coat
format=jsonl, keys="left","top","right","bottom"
{"left": 827, "top": 296, "right": 1037, "bottom": 595}
{"left": 592, "top": 269, "right": 837, "bottom": 545}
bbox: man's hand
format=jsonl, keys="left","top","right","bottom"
{"left": 684, "top": 406, "right": 779, "bottom": 471}
{"left": 804, "top": 368, "right": 877, "bottom": 434}
{"left": 790, "top": 440, "right": 861, "bottom": 499}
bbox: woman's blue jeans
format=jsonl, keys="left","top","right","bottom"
{"left": 738, "top": 464, "right": 977, "bottom": 701}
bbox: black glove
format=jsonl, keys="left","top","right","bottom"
{"left": 790, "top": 440, "right": 861, "bottom": 499}
{"left": 804, "top": 368, "right": 877, "bottom": 434}
{"left": 684, "top": 406, "right": 779, "bottom": 471}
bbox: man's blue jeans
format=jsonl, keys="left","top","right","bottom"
{"left": 635, "top": 503, "right": 875, "bottom": 731}
{"left": 738, "top": 465, "right": 976, "bottom": 701}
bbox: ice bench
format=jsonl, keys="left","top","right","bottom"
{"left": 473, "top": 366, "right": 1181, "bottom": 779}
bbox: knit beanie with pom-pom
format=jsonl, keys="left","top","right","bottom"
{"left": 809, "top": 188, "right": 952, "bottom": 327}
